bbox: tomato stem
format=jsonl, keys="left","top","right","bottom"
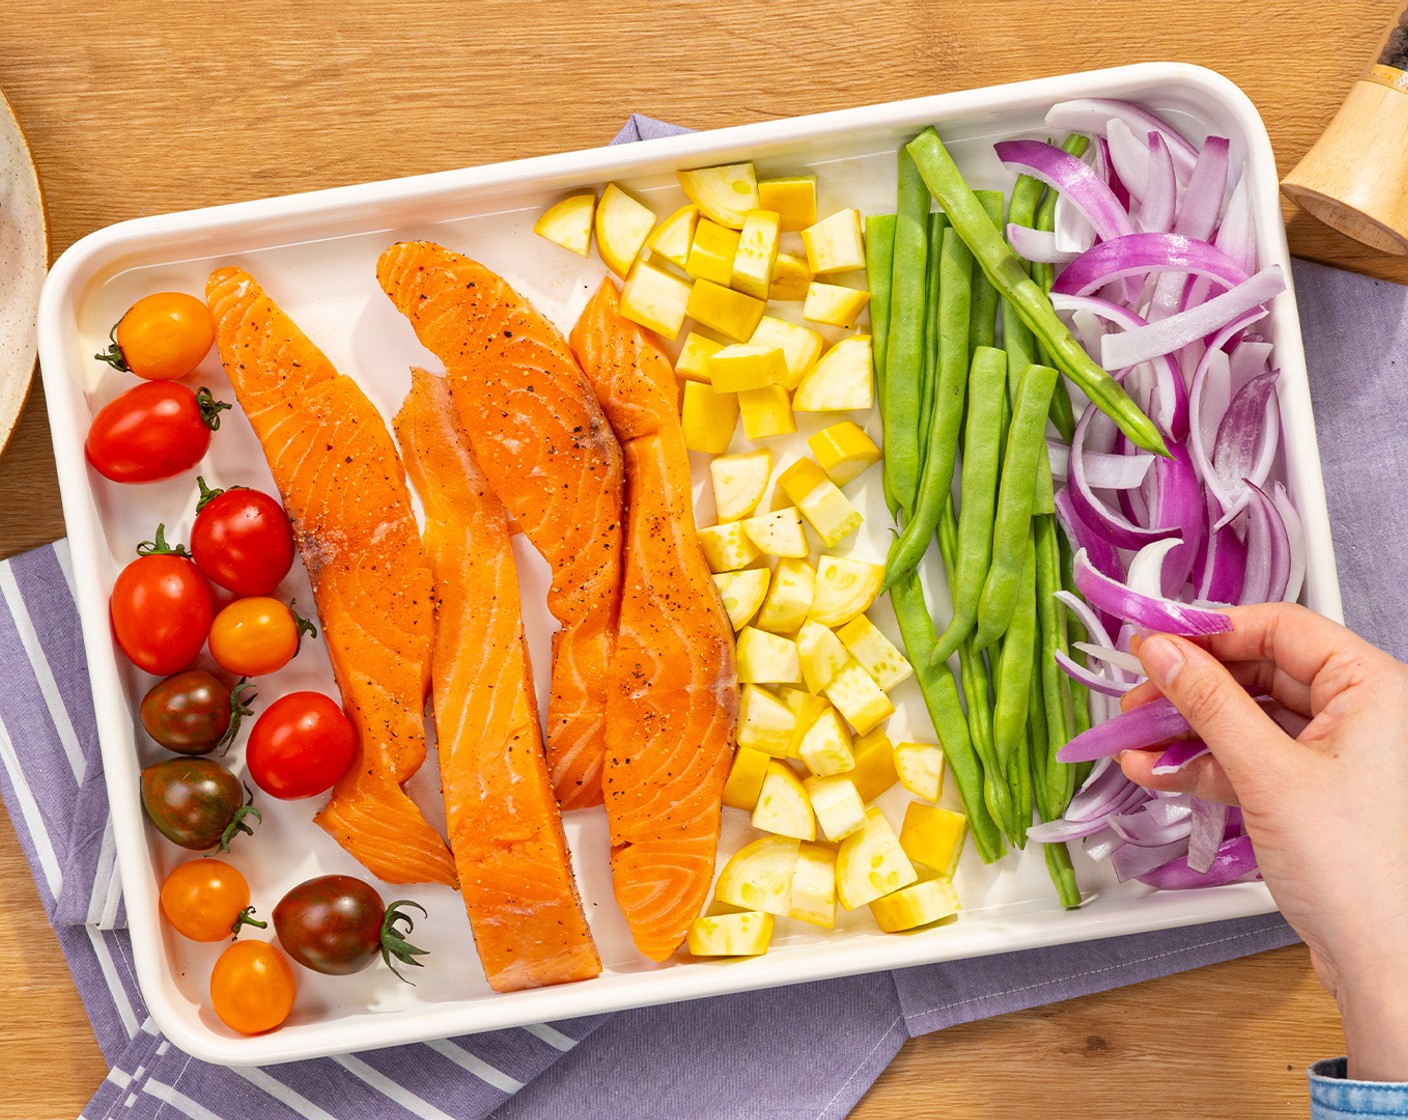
{"left": 216, "top": 678, "right": 258, "bottom": 755}
{"left": 216, "top": 786, "right": 262, "bottom": 853}
{"left": 93, "top": 325, "right": 130, "bottom": 373}
{"left": 231, "top": 905, "right": 268, "bottom": 939}
{"left": 379, "top": 900, "right": 429, "bottom": 984}
{"left": 289, "top": 601, "right": 319, "bottom": 653}
{"left": 135, "top": 523, "right": 192, "bottom": 558}
{"left": 195, "top": 475, "right": 250, "bottom": 512}
{"left": 196, "top": 387, "right": 233, "bottom": 431}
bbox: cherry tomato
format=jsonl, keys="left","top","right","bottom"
{"left": 96, "top": 291, "right": 215, "bottom": 382}
{"left": 246, "top": 692, "right": 356, "bottom": 800}
{"left": 273, "top": 874, "right": 427, "bottom": 980}
{"left": 210, "top": 940, "right": 296, "bottom": 1034}
{"left": 190, "top": 479, "right": 295, "bottom": 596}
{"left": 140, "top": 757, "right": 260, "bottom": 851}
{"left": 85, "top": 381, "right": 230, "bottom": 483}
{"left": 160, "top": 858, "right": 264, "bottom": 942}
{"left": 140, "top": 670, "right": 255, "bottom": 755}
{"left": 110, "top": 543, "right": 214, "bottom": 675}
{"left": 208, "top": 597, "right": 314, "bottom": 677}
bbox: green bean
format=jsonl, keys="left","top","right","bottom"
{"left": 865, "top": 214, "right": 898, "bottom": 517}
{"left": 974, "top": 363, "right": 1059, "bottom": 650}
{"left": 992, "top": 531, "right": 1036, "bottom": 780}
{"left": 906, "top": 127, "right": 1167, "bottom": 457}
{"left": 1058, "top": 528, "right": 1094, "bottom": 786}
{"left": 1026, "top": 628, "right": 1079, "bottom": 905}
{"left": 1043, "top": 838, "right": 1082, "bottom": 910}
{"left": 968, "top": 191, "right": 1004, "bottom": 356}
{"left": 1034, "top": 513, "right": 1076, "bottom": 815}
{"left": 920, "top": 211, "right": 949, "bottom": 449}
{"left": 1033, "top": 135, "right": 1089, "bottom": 444}
{"left": 928, "top": 346, "right": 1006, "bottom": 662}
{"left": 1003, "top": 177, "right": 1041, "bottom": 407}
{"left": 882, "top": 150, "right": 931, "bottom": 521}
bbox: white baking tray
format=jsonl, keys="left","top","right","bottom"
{"left": 36, "top": 62, "right": 1339, "bottom": 1066}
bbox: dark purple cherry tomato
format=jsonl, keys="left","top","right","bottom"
{"left": 140, "top": 670, "right": 255, "bottom": 755}
{"left": 139, "top": 757, "right": 260, "bottom": 851}
{"left": 273, "top": 875, "right": 426, "bottom": 981}
{"left": 190, "top": 478, "right": 295, "bottom": 596}
{"left": 85, "top": 382, "right": 230, "bottom": 483}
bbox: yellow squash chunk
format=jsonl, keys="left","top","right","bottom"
{"left": 802, "top": 281, "right": 872, "bottom": 328}
{"left": 710, "top": 448, "right": 772, "bottom": 523}
{"left": 824, "top": 660, "right": 895, "bottom": 736}
{"left": 676, "top": 331, "right": 725, "bottom": 382}
{"left": 802, "top": 208, "right": 866, "bottom": 275}
{"left": 620, "top": 258, "right": 692, "bottom": 341}
{"left": 777, "top": 458, "right": 863, "bottom": 548}
{"left": 804, "top": 775, "right": 867, "bottom": 842}
{"left": 595, "top": 182, "right": 656, "bottom": 277}
{"left": 808, "top": 421, "right": 882, "bottom": 486}
{"left": 835, "top": 615, "right": 914, "bottom": 692}
{"left": 687, "top": 218, "right": 743, "bottom": 286}
{"left": 687, "top": 279, "right": 767, "bottom": 342}
{"left": 713, "top": 568, "right": 770, "bottom": 631}
{"left": 732, "top": 209, "right": 782, "bottom": 300}
{"left": 796, "top": 618, "right": 851, "bottom": 694}
{"left": 738, "top": 385, "right": 797, "bottom": 441}
{"left": 742, "top": 506, "right": 808, "bottom": 559}
{"left": 770, "top": 252, "right": 813, "bottom": 301}
{"left": 850, "top": 727, "right": 900, "bottom": 801}
{"left": 735, "top": 626, "right": 802, "bottom": 686}
{"left": 752, "top": 759, "right": 816, "bottom": 840}
{"left": 809, "top": 554, "right": 885, "bottom": 627}
{"left": 789, "top": 841, "right": 837, "bottom": 928}
{"left": 755, "top": 556, "right": 816, "bottom": 634}
{"left": 899, "top": 803, "right": 968, "bottom": 877}
{"left": 783, "top": 691, "right": 829, "bottom": 754}
{"left": 722, "top": 745, "right": 773, "bottom": 811}
{"left": 793, "top": 335, "right": 875, "bottom": 412}
{"left": 893, "top": 741, "right": 946, "bottom": 802}
{"left": 534, "top": 192, "right": 596, "bottom": 256}
{"left": 677, "top": 162, "right": 760, "bottom": 229}
{"left": 698, "top": 522, "right": 761, "bottom": 573}
{"left": 647, "top": 203, "right": 700, "bottom": 270}
{"left": 869, "top": 878, "right": 960, "bottom": 933}
{"left": 737, "top": 684, "right": 798, "bottom": 758}
{"left": 749, "top": 316, "right": 825, "bottom": 391}
{"left": 758, "top": 176, "right": 818, "bottom": 232}
{"left": 681, "top": 381, "right": 738, "bottom": 454}
{"left": 709, "top": 344, "right": 789, "bottom": 393}
{"left": 715, "top": 834, "right": 799, "bottom": 916}
{"left": 687, "top": 910, "right": 775, "bottom": 956}
{"left": 795, "top": 705, "right": 856, "bottom": 778}
{"left": 837, "top": 807, "right": 918, "bottom": 911}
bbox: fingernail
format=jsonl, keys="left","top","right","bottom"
{"left": 1139, "top": 635, "right": 1184, "bottom": 688}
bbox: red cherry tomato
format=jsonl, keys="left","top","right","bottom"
{"left": 110, "top": 542, "right": 214, "bottom": 675}
{"left": 210, "top": 940, "right": 296, "bottom": 1034}
{"left": 190, "top": 479, "right": 296, "bottom": 596}
{"left": 85, "top": 382, "right": 229, "bottom": 483}
{"left": 246, "top": 692, "right": 356, "bottom": 800}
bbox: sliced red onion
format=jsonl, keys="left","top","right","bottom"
{"left": 1086, "top": 450, "right": 1155, "bottom": 490}
{"left": 1048, "top": 439, "right": 1070, "bottom": 482}
{"left": 1051, "top": 232, "right": 1251, "bottom": 298}
{"left": 1125, "top": 538, "right": 1181, "bottom": 599}
{"left": 1229, "top": 339, "right": 1275, "bottom": 392}
{"left": 1027, "top": 815, "right": 1116, "bottom": 844}
{"left": 1109, "top": 806, "right": 1193, "bottom": 847}
{"left": 1214, "top": 173, "right": 1257, "bottom": 274}
{"left": 1137, "top": 833, "right": 1257, "bottom": 890}
{"left": 1146, "top": 136, "right": 1231, "bottom": 321}
{"left": 1095, "top": 136, "right": 1130, "bottom": 212}
{"left": 1143, "top": 794, "right": 1194, "bottom": 827}
{"left": 1138, "top": 132, "right": 1177, "bottom": 233}
{"left": 1057, "top": 695, "right": 1192, "bottom": 764}
{"left": 1072, "top": 641, "right": 1143, "bottom": 679}
{"left": 1273, "top": 482, "right": 1306, "bottom": 604}
{"left": 1152, "top": 739, "right": 1210, "bottom": 775}
{"left": 1114, "top": 836, "right": 1196, "bottom": 882}
{"left": 995, "top": 139, "right": 1136, "bottom": 243}
{"left": 1053, "top": 190, "right": 1097, "bottom": 255}
{"left": 1193, "top": 507, "right": 1248, "bottom": 605}
{"left": 1007, "top": 222, "right": 1076, "bottom": 264}
{"left": 1069, "top": 408, "right": 1178, "bottom": 549}
{"left": 1054, "top": 490, "right": 1126, "bottom": 585}
{"left": 1239, "top": 481, "right": 1291, "bottom": 606}
{"left": 1056, "top": 648, "right": 1135, "bottom": 696}
{"left": 1083, "top": 825, "right": 1124, "bottom": 862}
{"left": 1045, "top": 99, "right": 1199, "bottom": 179}
{"left": 1072, "top": 548, "right": 1234, "bottom": 638}
{"left": 1145, "top": 439, "right": 1206, "bottom": 595}
{"left": 1186, "top": 798, "right": 1230, "bottom": 874}
{"left": 1211, "top": 370, "right": 1281, "bottom": 530}
{"left": 1105, "top": 117, "right": 1151, "bottom": 201}
{"left": 1055, "top": 590, "right": 1121, "bottom": 659}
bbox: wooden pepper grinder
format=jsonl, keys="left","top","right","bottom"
{"left": 1282, "top": 3, "right": 1408, "bottom": 254}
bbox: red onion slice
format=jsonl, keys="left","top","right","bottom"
{"left": 995, "top": 139, "right": 1136, "bottom": 243}
{"left": 1056, "top": 648, "right": 1135, "bottom": 696}
{"left": 1072, "top": 548, "right": 1235, "bottom": 639}
{"left": 1193, "top": 507, "right": 1248, "bottom": 605}
{"left": 1211, "top": 370, "right": 1281, "bottom": 530}
{"left": 1273, "top": 482, "right": 1306, "bottom": 604}
{"left": 1109, "top": 806, "right": 1193, "bottom": 847}
{"left": 1137, "top": 834, "right": 1257, "bottom": 889}
{"left": 1006, "top": 223, "right": 1076, "bottom": 264}
{"left": 1052, "top": 232, "right": 1250, "bottom": 298}
{"left": 1057, "top": 695, "right": 1192, "bottom": 763}
{"left": 1186, "top": 798, "right": 1230, "bottom": 874}
{"left": 1147, "top": 136, "right": 1231, "bottom": 321}
{"left": 1044, "top": 99, "right": 1199, "bottom": 178}
{"left": 1239, "top": 481, "right": 1291, "bottom": 606}
{"left": 1072, "top": 641, "right": 1143, "bottom": 680}
{"left": 1138, "top": 132, "right": 1177, "bottom": 233}
{"left": 1152, "top": 740, "right": 1209, "bottom": 774}
{"left": 1083, "top": 825, "right": 1125, "bottom": 863}
{"left": 1069, "top": 407, "right": 1179, "bottom": 549}
{"left": 1054, "top": 491, "right": 1126, "bottom": 585}
{"left": 1114, "top": 837, "right": 1196, "bottom": 882}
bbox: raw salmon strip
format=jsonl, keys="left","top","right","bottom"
{"left": 569, "top": 280, "right": 738, "bottom": 961}
{"left": 206, "top": 266, "right": 456, "bottom": 888}
{"left": 376, "top": 242, "right": 624, "bottom": 811}
{"left": 394, "top": 367, "right": 601, "bottom": 991}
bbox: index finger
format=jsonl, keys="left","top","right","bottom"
{"left": 1200, "top": 603, "right": 1376, "bottom": 687}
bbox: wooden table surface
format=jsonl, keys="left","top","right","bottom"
{"left": 1, "top": 2, "right": 1401, "bottom": 1116}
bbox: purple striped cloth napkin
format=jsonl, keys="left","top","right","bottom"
{"left": 10, "top": 114, "right": 1378, "bottom": 1120}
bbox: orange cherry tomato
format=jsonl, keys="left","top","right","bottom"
{"left": 159, "top": 858, "right": 261, "bottom": 942}
{"left": 97, "top": 292, "right": 215, "bottom": 382}
{"left": 207, "top": 597, "right": 314, "bottom": 677}
{"left": 210, "top": 940, "right": 296, "bottom": 1035}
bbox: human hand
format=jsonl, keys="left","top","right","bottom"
{"left": 1118, "top": 602, "right": 1408, "bottom": 1082}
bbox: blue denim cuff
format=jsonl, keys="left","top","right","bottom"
{"left": 1310, "top": 1058, "right": 1408, "bottom": 1118}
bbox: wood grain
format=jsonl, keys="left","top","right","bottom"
{"left": 0, "top": 0, "right": 1396, "bottom": 1115}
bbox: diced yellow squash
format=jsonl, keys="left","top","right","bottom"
{"left": 835, "top": 615, "right": 914, "bottom": 692}
{"left": 776, "top": 459, "right": 863, "bottom": 548}
{"left": 795, "top": 705, "right": 856, "bottom": 777}
{"left": 736, "top": 684, "right": 797, "bottom": 758}
{"left": 782, "top": 691, "right": 830, "bottom": 755}
{"left": 619, "top": 258, "right": 692, "bottom": 341}
{"left": 795, "top": 619, "right": 851, "bottom": 694}
{"left": 715, "top": 834, "right": 799, "bottom": 916}
{"left": 697, "top": 522, "right": 760, "bottom": 573}
{"left": 742, "top": 507, "right": 808, "bottom": 559}
{"left": 722, "top": 745, "right": 773, "bottom": 811}
{"left": 804, "top": 774, "right": 868, "bottom": 842}
{"left": 758, "top": 176, "right": 818, "bottom": 232}
{"left": 752, "top": 760, "right": 815, "bottom": 840}
{"left": 708, "top": 344, "right": 788, "bottom": 393}
{"left": 748, "top": 317, "right": 825, "bottom": 391}
{"left": 869, "top": 877, "right": 960, "bottom": 933}
{"left": 793, "top": 335, "right": 875, "bottom": 412}
{"left": 713, "top": 568, "right": 770, "bottom": 631}
{"left": 687, "top": 910, "right": 775, "bottom": 956}
{"left": 676, "top": 331, "right": 725, "bottom": 382}
{"left": 802, "top": 208, "right": 866, "bottom": 275}
{"left": 809, "top": 554, "right": 885, "bottom": 627}
{"left": 837, "top": 807, "right": 918, "bottom": 911}
{"left": 769, "top": 252, "right": 813, "bottom": 301}
{"left": 755, "top": 556, "right": 816, "bottom": 634}
{"left": 824, "top": 660, "right": 895, "bottom": 736}
{"left": 899, "top": 803, "right": 968, "bottom": 878}
{"left": 710, "top": 448, "right": 772, "bottom": 523}
{"left": 681, "top": 382, "right": 738, "bottom": 455}
{"left": 686, "top": 218, "right": 742, "bottom": 286}
{"left": 738, "top": 385, "right": 796, "bottom": 441}
{"left": 789, "top": 841, "right": 837, "bottom": 928}
{"left": 850, "top": 727, "right": 900, "bottom": 801}
{"left": 595, "top": 182, "right": 656, "bottom": 277}
{"left": 677, "top": 163, "right": 760, "bottom": 230}
{"left": 808, "top": 421, "right": 882, "bottom": 487}
{"left": 687, "top": 279, "right": 768, "bottom": 342}
{"left": 893, "top": 741, "right": 946, "bottom": 802}
{"left": 803, "top": 281, "right": 872, "bottom": 328}
{"left": 735, "top": 626, "right": 802, "bottom": 686}
{"left": 534, "top": 192, "right": 596, "bottom": 256}
{"left": 647, "top": 203, "right": 700, "bottom": 270}
{"left": 732, "top": 209, "right": 782, "bottom": 301}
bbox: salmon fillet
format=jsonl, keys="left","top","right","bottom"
{"left": 206, "top": 266, "right": 456, "bottom": 888}
{"left": 376, "top": 242, "right": 624, "bottom": 811}
{"left": 569, "top": 280, "right": 738, "bottom": 961}
{"left": 394, "top": 367, "right": 601, "bottom": 991}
